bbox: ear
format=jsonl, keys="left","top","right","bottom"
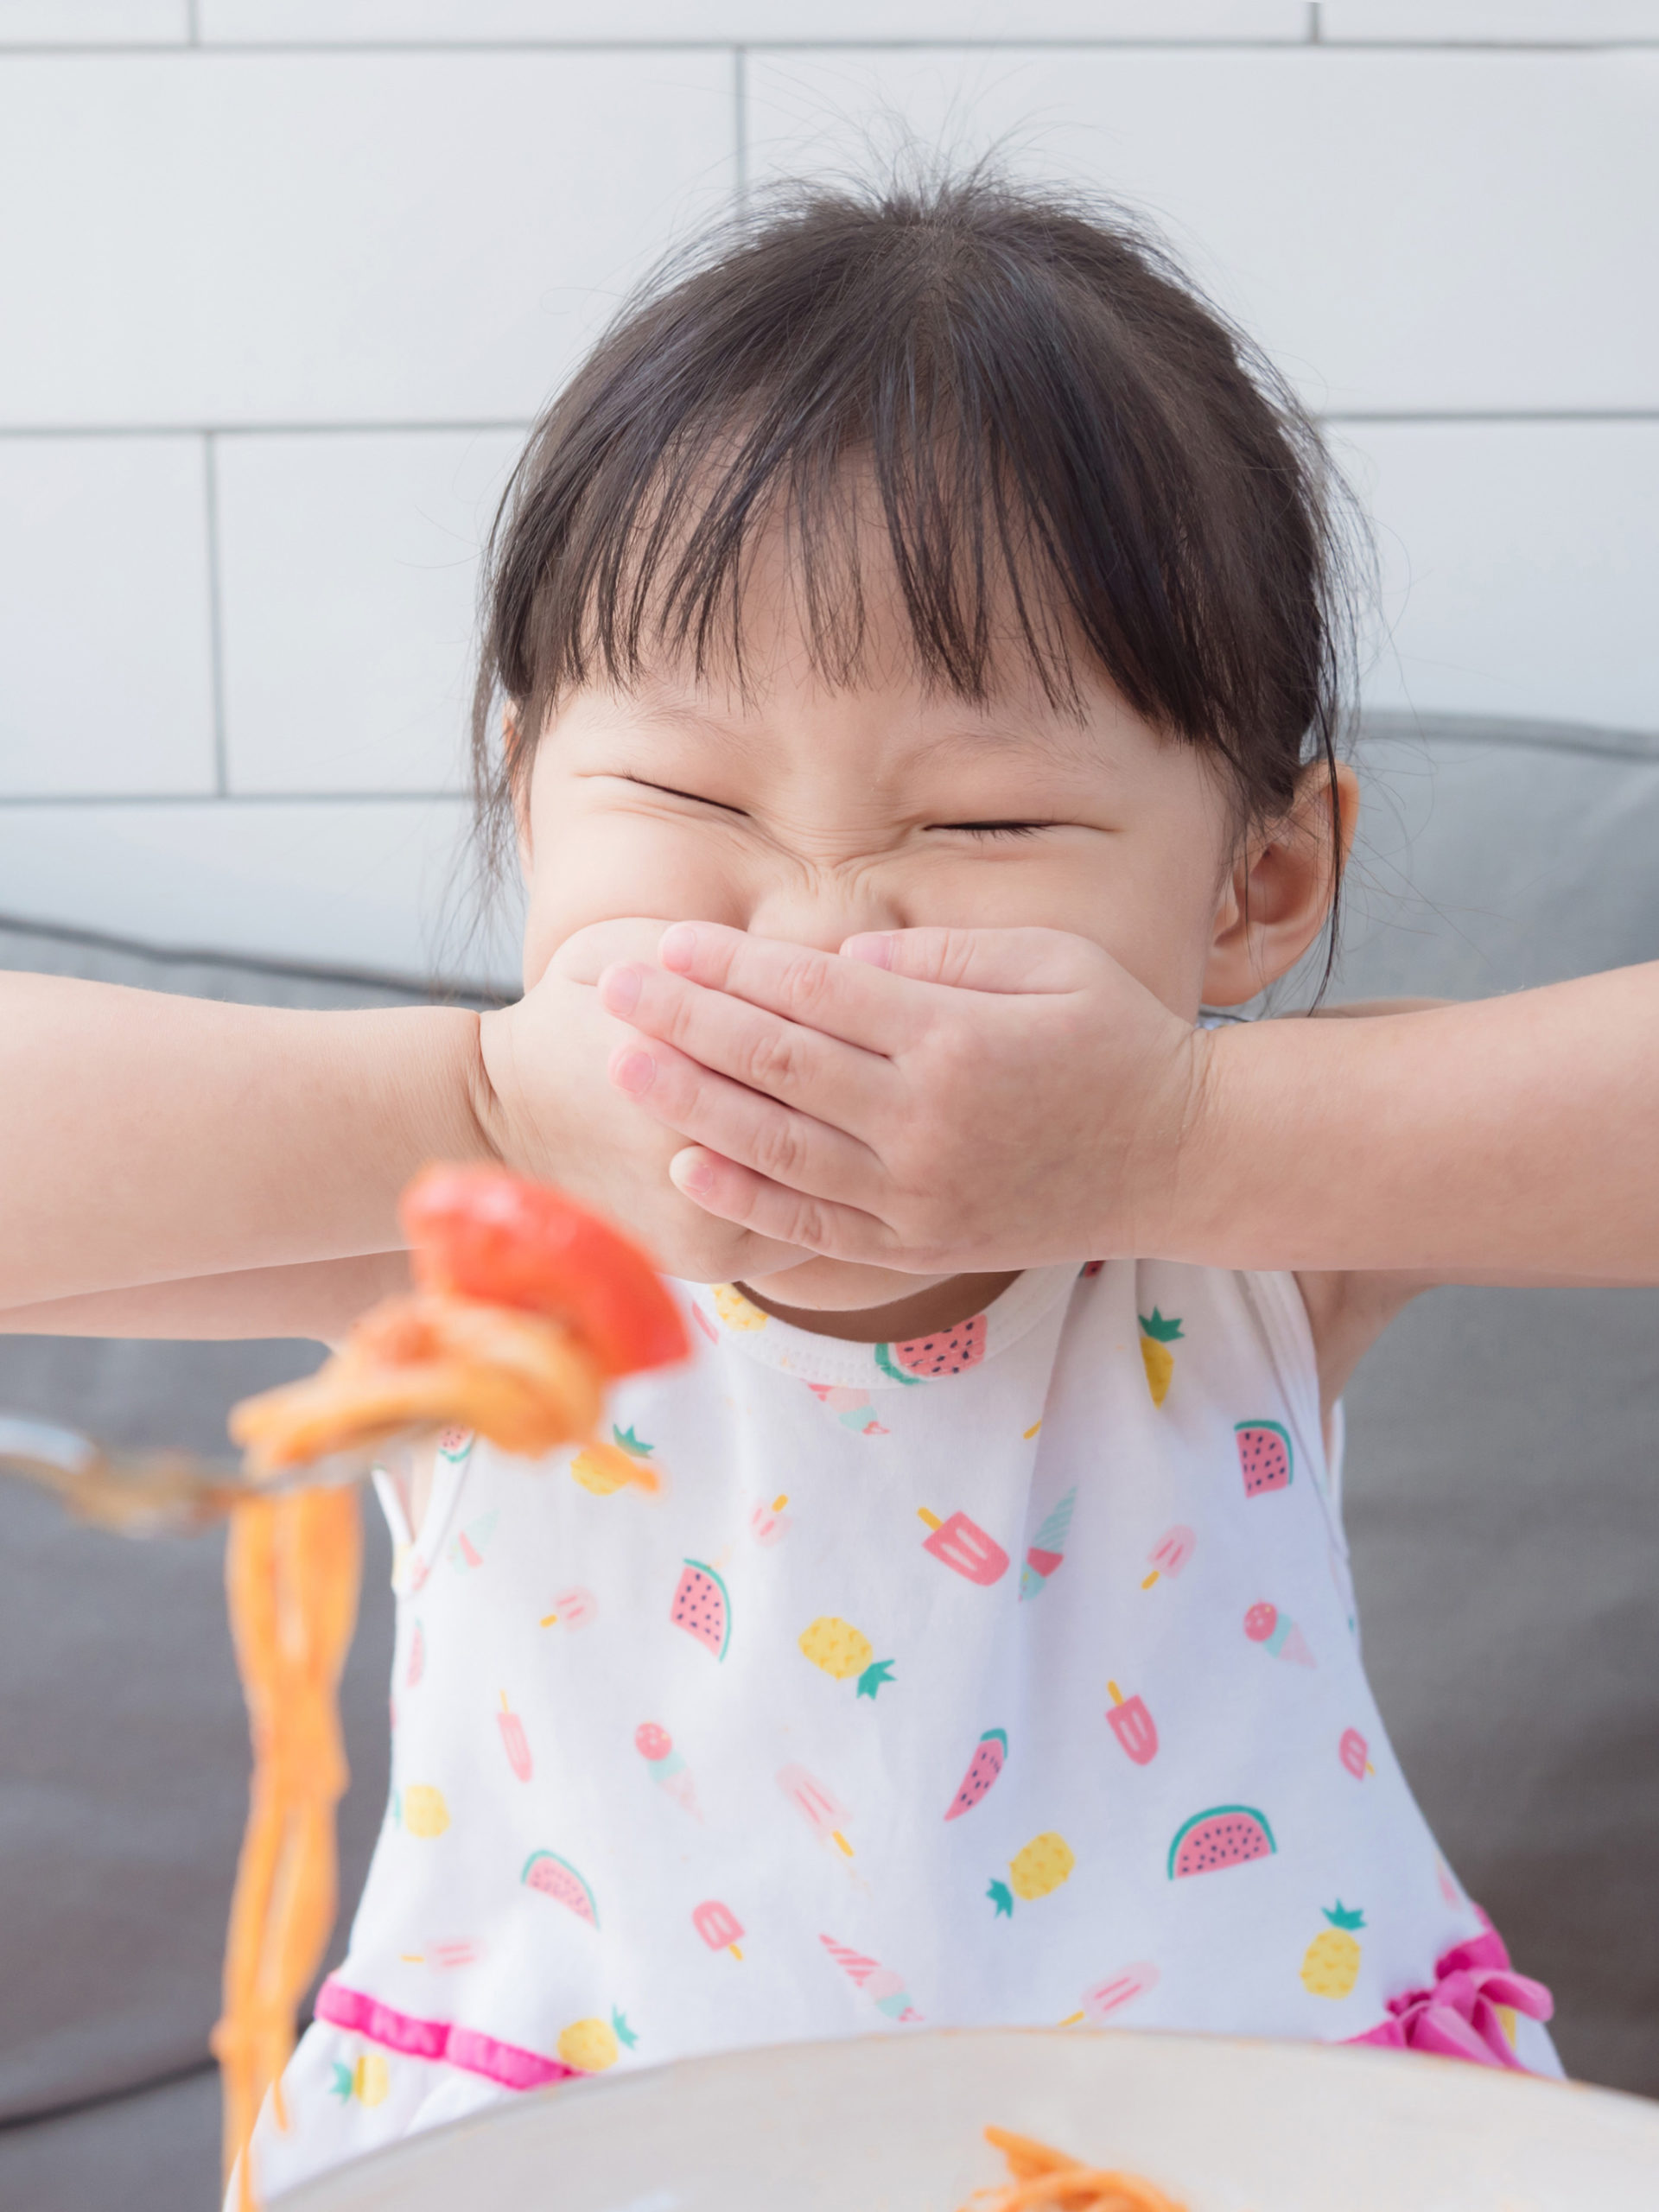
{"left": 1202, "top": 761, "right": 1358, "bottom": 1007}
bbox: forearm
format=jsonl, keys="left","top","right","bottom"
{"left": 0, "top": 1252, "right": 410, "bottom": 1343}
{"left": 1166, "top": 965, "right": 1659, "bottom": 1281}
{"left": 0, "top": 976, "right": 493, "bottom": 1306}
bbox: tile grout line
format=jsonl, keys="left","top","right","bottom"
{"left": 185, "top": 0, "right": 200, "bottom": 46}
{"left": 1307, "top": 3, "right": 1322, "bottom": 43}
{"left": 10, "top": 38, "right": 1659, "bottom": 56}
{"left": 0, "top": 791, "right": 467, "bottom": 809}
{"left": 734, "top": 44, "right": 748, "bottom": 208}
{"left": 201, "top": 431, "right": 229, "bottom": 798}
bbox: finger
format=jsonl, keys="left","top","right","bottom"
{"left": 656, "top": 922, "right": 926, "bottom": 1053}
{"left": 840, "top": 925, "right": 1094, "bottom": 995}
{"left": 607, "top": 1032, "right": 880, "bottom": 1207}
{"left": 598, "top": 958, "right": 893, "bottom": 1135}
{"left": 668, "top": 1147, "right": 901, "bottom": 1265}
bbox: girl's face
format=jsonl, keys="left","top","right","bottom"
{"left": 515, "top": 533, "right": 1334, "bottom": 1315}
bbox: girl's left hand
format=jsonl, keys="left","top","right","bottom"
{"left": 596, "top": 920, "right": 1205, "bottom": 1272}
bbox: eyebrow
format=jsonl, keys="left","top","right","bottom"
{"left": 620, "top": 688, "right": 1103, "bottom": 774}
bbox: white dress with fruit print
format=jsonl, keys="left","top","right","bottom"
{"left": 237, "top": 1259, "right": 1558, "bottom": 2202}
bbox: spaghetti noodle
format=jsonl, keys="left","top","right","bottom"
{"left": 215, "top": 1167, "right": 686, "bottom": 2208}
{"left": 967, "top": 2127, "right": 1187, "bottom": 2212}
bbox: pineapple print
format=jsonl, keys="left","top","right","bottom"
{"left": 570, "top": 1423, "right": 660, "bottom": 1497}
{"left": 557, "top": 2007, "right": 638, "bottom": 2072}
{"left": 328, "top": 2049, "right": 390, "bottom": 2107}
{"left": 713, "top": 1284, "right": 768, "bottom": 1331}
{"left": 1300, "top": 1902, "right": 1365, "bottom": 1998}
{"left": 988, "top": 1832, "right": 1075, "bottom": 1916}
{"left": 1138, "top": 1309, "right": 1184, "bottom": 1406}
{"left": 398, "top": 1783, "right": 450, "bottom": 1839}
{"left": 799, "top": 1616, "right": 894, "bottom": 1700}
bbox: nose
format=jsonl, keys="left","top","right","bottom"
{"left": 743, "top": 877, "right": 906, "bottom": 954}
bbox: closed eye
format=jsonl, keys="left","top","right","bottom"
{"left": 621, "top": 775, "right": 749, "bottom": 818}
{"left": 931, "top": 820, "right": 1053, "bottom": 839}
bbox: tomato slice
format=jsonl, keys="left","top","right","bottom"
{"left": 400, "top": 1165, "right": 689, "bottom": 1378}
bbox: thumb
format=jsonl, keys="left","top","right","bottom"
{"left": 839, "top": 925, "right": 1090, "bottom": 995}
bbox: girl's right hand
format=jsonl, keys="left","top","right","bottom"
{"left": 475, "top": 918, "right": 809, "bottom": 1286}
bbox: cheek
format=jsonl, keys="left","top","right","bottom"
{"left": 520, "top": 811, "right": 753, "bottom": 975}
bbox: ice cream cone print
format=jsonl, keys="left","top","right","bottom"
{"left": 1244, "top": 1600, "right": 1314, "bottom": 1666}
{"left": 692, "top": 1898, "right": 745, "bottom": 1959}
{"left": 1020, "top": 1487, "right": 1077, "bottom": 1600}
{"left": 634, "top": 1721, "right": 702, "bottom": 1820}
{"left": 918, "top": 1505, "right": 1009, "bottom": 1586}
{"left": 1140, "top": 1523, "right": 1196, "bottom": 1590}
{"left": 1105, "top": 1680, "right": 1158, "bottom": 1765}
{"left": 819, "top": 1934, "right": 922, "bottom": 2021}
{"left": 807, "top": 1382, "right": 888, "bottom": 1435}
{"left": 497, "top": 1691, "right": 532, "bottom": 1782}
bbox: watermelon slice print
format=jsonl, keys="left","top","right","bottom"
{"left": 944, "top": 1727, "right": 1007, "bottom": 1821}
{"left": 522, "top": 1849, "right": 600, "bottom": 1925}
{"left": 1236, "top": 1419, "right": 1293, "bottom": 1498}
{"left": 1167, "top": 1805, "right": 1276, "bottom": 1878}
{"left": 671, "top": 1560, "right": 731, "bottom": 1660}
{"left": 875, "top": 1313, "right": 987, "bottom": 1382}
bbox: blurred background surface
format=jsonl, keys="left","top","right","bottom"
{"left": 0, "top": 1, "right": 1656, "bottom": 986}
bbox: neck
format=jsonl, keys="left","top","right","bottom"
{"left": 736, "top": 1270, "right": 1021, "bottom": 1344}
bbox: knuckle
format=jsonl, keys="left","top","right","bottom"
{"left": 779, "top": 950, "right": 836, "bottom": 1021}
{"left": 741, "top": 1024, "right": 802, "bottom": 1096}
{"left": 751, "top": 1113, "right": 807, "bottom": 1185}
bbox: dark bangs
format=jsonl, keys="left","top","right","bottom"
{"left": 473, "top": 170, "right": 1359, "bottom": 880}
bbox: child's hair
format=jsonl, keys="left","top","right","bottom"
{"left": 473, "top": 167, "right": 1359, "bottom": 939}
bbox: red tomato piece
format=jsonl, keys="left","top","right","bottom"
{"left": 400, "top": 1165, "right": 689, "bottom": 1377}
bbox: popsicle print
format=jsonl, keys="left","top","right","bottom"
{"left": 1141, "top": 1524, "right": 1196, "bottom": 1590}
{"left": 1104, "top": 1680, "right": 1158, "bottom": 1765}
{"left": 749, "top": 1494, "right": 791, "bottom": 1545}
{"left": 497, "top": 1691, "right": 532, "bottom": 1782}
{"left": 1339, "top": 1726, "right": 1376, "bottom": 1779}
{"left": 917, "top": 1504, "right": 1009, "bottom": 1586}
{"left": 692, "top": 1898, "right": 744, "bottom": 1960}
{"left": 1059, "top": 1961, "right": 1160, "bottom": 2025}
{"left": 777, "top": 1764, "right": 854, "bottom": 1855}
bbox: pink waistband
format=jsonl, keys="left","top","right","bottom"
{"left": 1344, "top": 1916, "right": 1554, "bottom": 2070}
{"left": 315, "top": 1978, "right": 582, "bottom": 2092}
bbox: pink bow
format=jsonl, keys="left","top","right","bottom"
{"left": 1346, "top": 1916, "right": 1553, "bottom": 2070}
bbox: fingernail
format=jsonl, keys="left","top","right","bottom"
{"left": 613, "top": 1049, "right": 656, "bottom": 1096}
{"left": 672, "top": 1150, "right": 714, "bottom": 1195}
{"left": 842, "top": 931, "right": 893, "bottom": 969}
{"left": 600, "top": 963, "right": 642, "bottom": 1016}
{"left": 659, "top": 923, "right": 697, "bottom": 971}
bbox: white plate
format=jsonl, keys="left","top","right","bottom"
{"left": 277, "top": 2028, "right": 1659, "bottom": 2212}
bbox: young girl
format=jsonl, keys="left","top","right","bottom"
{"left": 211, "top": 175, "right": 1561, "bottom": 2191}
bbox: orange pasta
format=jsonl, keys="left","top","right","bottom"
{"left": 213, "top": 1485, "right": 361, "bottom": 2211}
{"left": 214, "top": 1173, "right": 687, "bottom": 2206}
{"left": 967, "top": 2128, "right": 1187, "bottom": 2212}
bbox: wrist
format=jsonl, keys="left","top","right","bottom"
{"left": 372, "top": 1005, "right": 501, "bottom": 1175}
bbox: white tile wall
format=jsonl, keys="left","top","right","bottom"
{"left": 216, "top": 429, "right": 524, "bottom": 796}
{"left": 1321, "top": 3, "right": 1659, "bottom": 42}
{"left": 0, "top": 798, "right": 518, "bottom": 982}
{"left": 0, "top": 51, "right": 734, "bottom": 429}
{"left": 0, "top": 1, "right": 187, "bottom": 42}
{"left": 199, "top": 2, "right": 1310, "bottom": 41}
{"left": 746, "top": 48, "right": 1659, "bottom": 414}
{"left": 0, "top": 439, "right": 217, "bottom": 797}
{"left": 1, "top": 15, "right": 1654, "bottom": 981}
{"left": 1341, "top": 422, "right": 1659, "bottom": 734}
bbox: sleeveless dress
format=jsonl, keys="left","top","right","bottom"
{"left": 241, "top": 1259, "right": 1556, "bottom": 2200}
